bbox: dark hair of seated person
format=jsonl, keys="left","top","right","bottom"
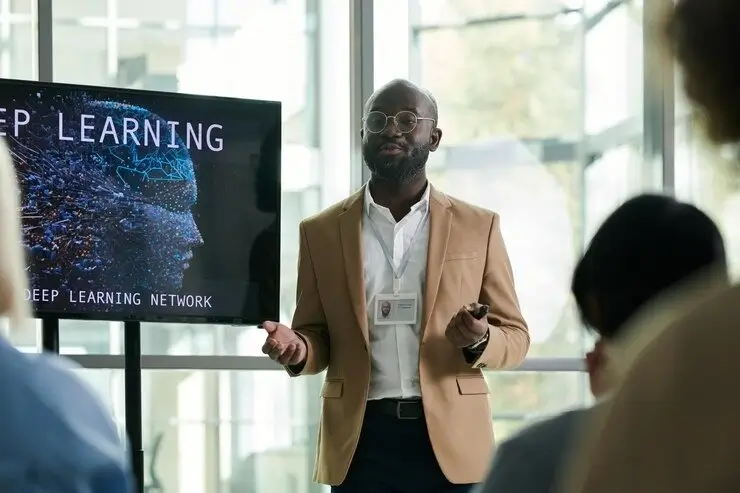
{"left": 571, "top": 193, "right": 728, "bottom": 340}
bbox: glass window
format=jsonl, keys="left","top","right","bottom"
{"left": 673, "top": 32, "right": 739, "bottom": 280}
{"left": 584, "top": 2, "right": 643, "bottom": 135}
{"left": 374, "top": 0, "right": 651, "bottom": 358}
{"left": 674, "top": 116, "right": 740, "bottom": 280}
{"left": 51, "top": 0, "right": 351, "bottom": 357}
{"left": 489, "top": 371, "right": 590, "bottom": 439}
{"left": 52, "top": 25, "right": 108, "bottom": 85}
{"left": 47, "top": 1, "right": 350, "bottom": 491}
{"left": 0, "top": 0, "right": 36, "bottom": 80}
{"left": 1, "top": 0, "right": 36, "bottom": 349}
{"left": 54, "top": 0, "right": 107, "bottom": 17}
{"left": 15, "top": 1, "right": 671, "bottom": 491}
{"left": 75, "top": 369, "right": 326, "bottom": 493}
{"left": 73, "top": 368, "right": 586, "bottom": 493}
{"left": 374, "top": 0, "right": 654, "bottom": 412}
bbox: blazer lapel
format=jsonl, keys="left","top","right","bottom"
{"left": 422, "top": 187, "right": 452, "bottom": 339}
{"left": 338, "top": 187, "right": 369, "bottom": 346}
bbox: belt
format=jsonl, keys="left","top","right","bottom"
{"left": 367, "top": 398, "right": 424, "bottom": 420}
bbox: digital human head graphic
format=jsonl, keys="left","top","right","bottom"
{"left": 13, "top": 95, "right": 203, "bottom": 293}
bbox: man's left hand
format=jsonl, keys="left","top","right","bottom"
{"left": 445, "top": 306, "right": 489, "bottom": 348}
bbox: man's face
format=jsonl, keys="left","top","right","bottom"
{"left": 361, "top": 85, "right": 442, "bottom": 184}
{"left": 381, "top": 301, "right": 391, "bottom": 317}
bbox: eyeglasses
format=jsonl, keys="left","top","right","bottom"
{"left": 363, "top": 111, "right": 435, "bottom": 134}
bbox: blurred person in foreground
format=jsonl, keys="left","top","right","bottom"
{"left": 0, "top": 137, "right": 133, "bottom": 492}
{"left": 474, "top": 194, "right": 728, "bottom": 493}
{"left": 560, "top": 1, "right": 740, "bottom": 491}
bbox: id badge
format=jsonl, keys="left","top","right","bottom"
{"left": 374, "top": 293, "right": 418, "bottom": 325}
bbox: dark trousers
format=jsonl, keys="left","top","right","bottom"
{"left": 331, "top": 399, "right": 476, "bottom": 493}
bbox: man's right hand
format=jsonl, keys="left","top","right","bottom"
{"left": 261, "top": 321, "right": 307, "bottom": 366}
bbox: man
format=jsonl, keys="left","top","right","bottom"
{"left": 475, "top": 194, "right": 728, "bottom": 493}
{"left": 261, "top": 79, "right": 529, "bottom": 493}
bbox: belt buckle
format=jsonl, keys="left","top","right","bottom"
{"left": 396, "top": 401, "right": 417, "bottom": 420}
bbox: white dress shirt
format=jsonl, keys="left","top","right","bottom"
{"left": 363, "top": 183, "right": 430, "bottom": 400}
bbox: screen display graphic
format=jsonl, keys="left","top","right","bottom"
{"left": 0, "top": 79, "right": 281, "bottom": 325}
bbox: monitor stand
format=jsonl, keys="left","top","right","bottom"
{"left": 124, "top": 321, "right": 144, "bottom": 493}
{"left": 41, "top": 317, "right": 59, "bottom": 353}
{"left": 40, "top": 318, "right": 144, "bottom": 493}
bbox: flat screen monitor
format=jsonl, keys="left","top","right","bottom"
{"left": 0, "top": 79, "right": 281, "bottom": 325}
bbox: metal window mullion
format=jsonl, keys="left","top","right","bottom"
{"left": 68, "top": 354, "right": 585, "bottom": 372}
{"left": 350, "top": 0, "right": 373, "bottom": 189}
{"left": 643, "top": 0, "right": 675, "bottom": 194}
{"left": 36, "top": 0, "right": 53, "bottom": 82}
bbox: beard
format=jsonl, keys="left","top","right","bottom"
{"left": 363, "top": 142, "right": 431, "bottom": 185}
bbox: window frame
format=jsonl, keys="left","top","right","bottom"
{"left": 24, "top": 0, "right": 674, "bottom": 375}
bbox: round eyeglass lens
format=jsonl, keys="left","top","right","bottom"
{"left": 394, "top": 111, "right": 418, "bottom": 133}
{"left": 365, "top": 112, "right": 388, "bottom": 133}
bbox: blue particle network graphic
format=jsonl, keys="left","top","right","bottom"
{"left": 10, "top": 91, "right": 203, "bottom": 297}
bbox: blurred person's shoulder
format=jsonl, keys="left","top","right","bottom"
{"left": 502, "top": 408, "right": 587, "bottom": 457}
{"left": 0, "top": 339, "right": 131, "bottom": 491}
{"left": 608, "top": 267, "right": 730, "bottom": 378}
{"left": 496, "top": 409, "right": 589, "bottom": 472}
{"left": 649, "top": 281, "right": 740, "bottom": 368}
{"left": 481, "top": 409, "right": 588, "bottom": 493}
{"left": 559, "top": 281, "right": 740, "bottom": 493}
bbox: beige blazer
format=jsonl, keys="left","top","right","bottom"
{"left": 560, "top": 280, "right": 740, "bottom": 493}
{"left": 286, "top": 185, "right": 529, "bottom": 486}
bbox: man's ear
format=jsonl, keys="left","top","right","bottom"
{"left": 429, "top": 127, "right": 442, "bottom": 152}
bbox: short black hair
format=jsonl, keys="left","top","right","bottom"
{"left": 572, "top": 194, "right": 727, "bottom": 339}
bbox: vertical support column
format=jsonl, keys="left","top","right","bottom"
{"left": 37, "top": 0, "right": 56, "bottom": 357}
{"left": 643, "top": 0, "right": 675, "bottom": 194}
{"left": 105, "top": 0, "right": 119, "bottom": 83}
{"left": 317, "top": 0, "right": 351, "bottom": 207}
{"left": 407, "top": 0, "right": 422, "bottom": 83}
{"left": 36, "top": 0, "right": 52, "bottom": 82}
{"left": 40, "top": 318, "right": 59, "bottom": 353}
{"left": 350, "top": 0, "right": 374, "bottom": 188}
{"left": 1, "top": 0, "right": 13, "bottom": 76}
{"left": 576, "top": 12, "right": 589, "bottom": 375}
{"left": 124, "top": 320, "right": 144, "bottom": 493}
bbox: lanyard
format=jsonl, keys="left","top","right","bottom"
{"left": 367, "top": 210, "right": 429, "bottom": 296}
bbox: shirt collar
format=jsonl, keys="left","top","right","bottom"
{"left": 364, "top": 181, "right": 431, "bottom": 217}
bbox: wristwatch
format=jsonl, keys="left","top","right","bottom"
{"left": 467, "top": 331, "right": 489, "bottom": 351}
